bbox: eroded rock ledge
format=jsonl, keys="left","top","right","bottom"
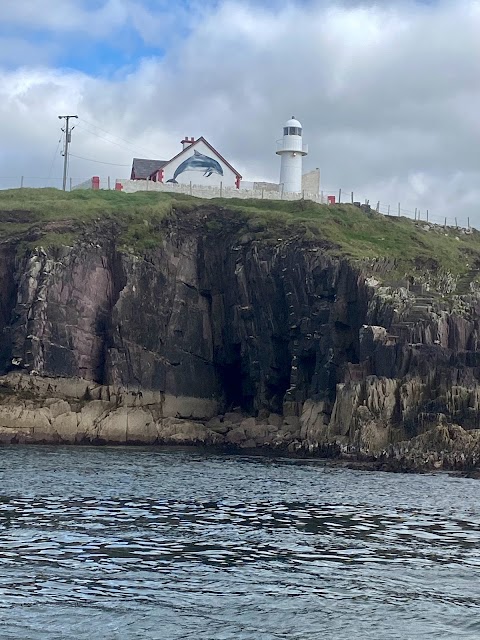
{"left": 1, "top": 373, "right": 479, "bottom": 475}
{"left": 2, "top": 205, "right": 480, "bottom": 474}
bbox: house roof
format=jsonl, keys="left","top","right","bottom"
{"left": 147, "top": 137, "right": 242, "bottom": 180}
{"left": 131, "top": 158, "right": 168, "bottom": 180}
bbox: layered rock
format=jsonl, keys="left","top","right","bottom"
{"left": 1, "top": 204, "right": 480, "bottom": 470}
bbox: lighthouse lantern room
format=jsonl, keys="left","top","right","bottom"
{"left": 276, "top": 116, "right": 308, "bottom": 193}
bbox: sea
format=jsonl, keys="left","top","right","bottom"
{"left": 0, "top": 446, "right": 479, "bottom": 639}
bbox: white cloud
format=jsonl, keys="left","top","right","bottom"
{"left": 0, "top": 0, "right": 479, "bottom": 226}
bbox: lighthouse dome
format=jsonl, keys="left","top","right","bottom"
{"left": 284, "top": 116, "right": 302, "bottom": 129}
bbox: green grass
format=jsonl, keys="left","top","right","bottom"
{"left": 0, "top": 188, "right": 479, "bottom": 281}
{"left": 0, "top": 188, "right": 196, "bottom": 253}
{"left": 212, "top": 198, "right": 480, "bottom": 278}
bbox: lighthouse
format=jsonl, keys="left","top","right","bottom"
{"left": 276, "top": 116, "right": 308, "bottom": 193}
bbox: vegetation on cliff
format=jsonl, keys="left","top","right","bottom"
{"left": 0, "top": 188, "right": 479, "bottom": 281}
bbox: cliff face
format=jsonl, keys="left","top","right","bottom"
{"left": 2, "top": 204, "right": 480, "bottom": 469}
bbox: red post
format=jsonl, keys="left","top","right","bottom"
{"left": 115, "top": 181, "right": 124, "bottom": 191}
{"left": 92, "top": 176, "right": 100, "bottom": 190}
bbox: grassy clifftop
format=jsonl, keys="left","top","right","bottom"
{"left": 0, "top": 188, "right": 479, "bottom": 280}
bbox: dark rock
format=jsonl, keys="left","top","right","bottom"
{"left": 1, "top": 205, "right": 480, "bottom": 470}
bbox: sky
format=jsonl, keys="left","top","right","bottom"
{"left": 0, "top": 0, "right": 479, "bottom": 225}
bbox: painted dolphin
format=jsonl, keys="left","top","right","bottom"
{"left": 167, "top": 150, "right": 224, "bottom": 184}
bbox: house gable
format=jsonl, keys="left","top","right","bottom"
{"left": 148, "top": 137, "right": 242, "bottom": 188}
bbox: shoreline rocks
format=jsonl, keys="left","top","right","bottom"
{"left": 1, "top": 372, "right": 479, "bottom": 476}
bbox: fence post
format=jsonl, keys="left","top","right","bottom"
{"left": 468, "top": 217, "right": 470, "bottom": 230}
{"left": 414, "top": 207, "right": 417, "bottom": 221}
{"left": 398, "top": 202, "right": 401, "bottom": 217}
{"left": 108, "top": 176, "right": 111, "bottom": 190}
{"left": 376, "top": 201, "right": 380, "bottom": 213}
{"left": 351, "top": 191, "right": 354, "bottom": 204}
{"left": 387, "top": 205, "right": 390, "bottom": 216}
{"left": 455, "top": 217, "right": 458, "bottom": 228}
{"left": 444, "top": 217, "right": 447, "bottom": 229}
{"left": 321, "top": 190, "right": 324, "bottom": 204}
{"left": 338, "top": 188, "right": 342, "bottom": 203}
{"left": 189, "top": 181, "right": 192, "bottom": 196}
{"left": 220, "top": 181, "right": 223, "bottom": 197}
{"left": 427, "top": 209, "right": 429, "bottom": 222}
{"left": 20, "top": 176, "right": 24, "bottom": 188}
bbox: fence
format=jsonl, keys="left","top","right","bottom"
{"left": 0, "top": 175, "right": 474, "bottom": 231}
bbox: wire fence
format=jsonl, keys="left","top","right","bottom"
{"left": 0, "top": 176, "right": 474, "bottom": 231}
{"left": 320, "top": 186, "right": 473, "bottom": 230}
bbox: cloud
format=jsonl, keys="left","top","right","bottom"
{"left": 0, "top": 0, "right": 479, "bottom": 226}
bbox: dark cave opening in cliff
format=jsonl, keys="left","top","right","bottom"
{"left": 219, "top": 344, "right": 254, "bottom": 413}
{"left": 265, "top": 336, "right": 292, "bottom": 414}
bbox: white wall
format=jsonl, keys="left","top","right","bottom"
{"left": 116, "top": 178, "right": 327, "bottom": 203}
{"left": 302, "top": 169, "right": 320, "bottom": 195}
{"left": 162, "top": 140, "right": 238, "bottom": 188}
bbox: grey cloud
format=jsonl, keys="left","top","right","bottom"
{"left": 0, "top": 0, "right": 479, "bottom": 226}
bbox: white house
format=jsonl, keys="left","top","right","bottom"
{"left": 131, "top": 137, "right": 242, "bottom": 189}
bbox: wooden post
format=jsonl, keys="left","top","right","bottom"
{"left": 108, "top": 176, "right": 111, "bottom": 190}
{"left": 468, "top": 217, "right": 470, "bottom": 230}
{"left": 387, "top": 204, "right": 390, "bottom": 215}
{"left": 20, "top": 176, "right": 24, "bottom": 188}
{"left": 455, "top": 217, "right": 458, "bottom": 228}
{"left": 351, "top": 191, "right": 354, "bottom": 204}
{"left": 398, "top": 202, "right": 401, "bottom": 217}
{"left": 444, "top": 217, "right": 447, "bottom": 228}
{"left": 376, "top": 201, "right": 380, "bottom": 212}
{"left": 338, "top": 188, "right": 342, "bottom": 203}
{"left": 426, "top": 209, "right": 429, "bottom": 222}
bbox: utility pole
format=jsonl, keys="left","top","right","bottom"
{"left": 58, "top": 115, "right": 78, "bottom": 190}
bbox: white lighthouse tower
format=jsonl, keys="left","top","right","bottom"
{"left": 276, "top": 116, "right": 308, "bottom": 193}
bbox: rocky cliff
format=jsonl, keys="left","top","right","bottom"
{"left": 2, "top": 193, "right": 480, "bottom": 472}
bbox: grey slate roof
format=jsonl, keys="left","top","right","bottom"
{"left": 131, "top": 158, "right": 168, "bottom": 179}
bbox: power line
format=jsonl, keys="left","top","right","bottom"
{"left": 69, "top": 152, "right": 130, "bottom": 167}
{"left": 76, "top": 120, "right": 159, "bottom": 158}
{"left": 78, "top": 117, "right": 160, "bottom": 157}
{"left": 47, "top": 136, "right": 62, "bottom": 179}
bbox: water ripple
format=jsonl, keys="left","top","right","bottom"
{"left": 0, "top": 446, "right": 479, "bottom": 639}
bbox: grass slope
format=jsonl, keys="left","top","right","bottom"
{"left": 0, "top": 188, "right": 479, "bottom": 279}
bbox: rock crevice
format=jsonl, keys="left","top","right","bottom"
{"left": 1, "top": 205, "right": 480, "bottom": 471}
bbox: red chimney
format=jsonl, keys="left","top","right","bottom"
{"left": 181, "top": 137, "right": 195, "bottom": 150}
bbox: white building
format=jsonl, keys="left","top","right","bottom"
{"left": 131, "top": 137, "right": 242, "bottom": 189}
{"left": 276, "top": 116, "right": 308, "bottom": 193}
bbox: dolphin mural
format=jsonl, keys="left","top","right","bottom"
{"left": 166, "top": 150, "right": 224, "bottom": 184}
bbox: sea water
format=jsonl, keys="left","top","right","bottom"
{"left": 0, "top": 446, "right": 479, "bottom": 639}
